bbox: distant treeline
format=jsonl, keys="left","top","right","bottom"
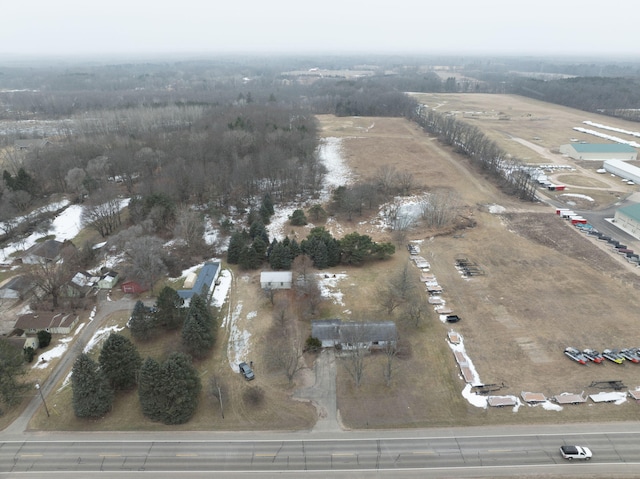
{"left": 509, "top": 76, "right": 640, "bottom": 121}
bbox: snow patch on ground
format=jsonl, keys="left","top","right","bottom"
{"left": 83, "top": 324, "right": 124, "bottom": 353}
{"left": 559, "top": 193, "right": 594, "bottom": 202}
{"left": 32, "top": 322, "right": 84, "bottom": 370}
{"left": 488, "top": 204, "right": 506, "bottom": 214}
{"left": 317, "top": 272, "right": 347, "bottom": 306}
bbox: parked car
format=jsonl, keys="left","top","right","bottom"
{"left": 445, "top": 315, "right": 461, "bottom": 323}
{"left": 238, "top": 362, "right": 255, "bottom": 380}
{"left": 560, "top": 445, "right": 592, "bottom": 461}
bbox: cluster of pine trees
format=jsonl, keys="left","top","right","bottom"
{"left": 71, "top": 286, "right": 215, "bottom": 424}
{"left": 228, "top": 223, "right": 395, "bottom": 271}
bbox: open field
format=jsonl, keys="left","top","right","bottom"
{"left": 316, "top": 109, "right": 640, "bottom": 428}
{"left": 16, "top": 98, "right": 640, "bottom": 432}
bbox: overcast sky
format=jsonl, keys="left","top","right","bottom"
{"left": 2, "top": 0, "right": 638, "bottom": 59}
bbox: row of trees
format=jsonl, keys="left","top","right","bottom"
{"left": 412, "top": 107, "right": 537, "bottom": 201}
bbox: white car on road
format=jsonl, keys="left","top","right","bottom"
{"left": 560, "top": 445, "right": 592, "bottom": 460}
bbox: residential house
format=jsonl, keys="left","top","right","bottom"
{"left": 177, "top": 261, "right": 220, "bottom": 301}
{"left": 97, "top": 270, "right": 119, "bottom": 289}
{"left": 260, "top": 271, "right": 293, "bottom": 290}
{"left": 64, "top": 271, "right": 98, "bottom": 297}
{"left": 311, "top": 319, "right": 398, "bottom": 350}
{"left": 15, "top": 311, "right": 80, "bottom": 335}
{"left": 21, "top": 239, "right": 65, "bottom": 264}
{"left": 0, "top": 275, "right": 35, "bottom": 300}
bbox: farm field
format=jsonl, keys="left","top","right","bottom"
{"left": 314, "top": 109, "right": 640, "bottom": 428}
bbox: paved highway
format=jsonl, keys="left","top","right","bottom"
{"left": 3, "top": 426, "right": 640, "bottom": 477}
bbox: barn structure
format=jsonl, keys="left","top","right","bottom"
{"left": 260, "top": 271, "right": 293, "bottom": 290}
{"left": 559, "top": 143, "right": 637, "bottom": 161}
{"left": 603, "top": 159, "right": 640, "bottom": 184}
{"left": 614, "top": 203, "right": 640, "bottom": 240}
{"left": 121, "top": 280, "right": 149, "bottom": 294}
{"left": 311, "top": 319, "right": 397, "bottom": 350}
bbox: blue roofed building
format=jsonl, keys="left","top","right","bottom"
{"left": 177, "top": 261, "right": 220, "bottom": 302}
{"left": 559, "top": 143, "right": 637, "bottom": 161}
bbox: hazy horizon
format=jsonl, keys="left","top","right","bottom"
{"left": 2, "top": 0, "right": 638, "bottom": 61}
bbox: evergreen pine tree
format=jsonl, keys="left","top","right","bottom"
{"left": 227, "top": 231, "right": 246, "bottom": 264}
{"left": 313, "top": 241, "right": 329, "bottom": 269}
{"left": 252, "top": 235, "right": 267, "bottom": 258}
{"left": 182, "top": 313, "right": 214, "bottom": 359}
{"left": 138, "top": 357, "right": 164, "bottom": 421}
{"left": 99, "top": 333, "right": 142, "bottom": 390}
{"left": 156, "top": 286, "right": 185, "bottom": 330}
{"left": 159, "top": 352, "right": 201, "bottom": 425}
{"left": 71, "top": 353, "right": 114, "bottom": 418}
{"left": 129, "top": 300, "right": 154, "bottom": 341}
{"left": 268, "top": 242, "right": 285, "bottom": 270}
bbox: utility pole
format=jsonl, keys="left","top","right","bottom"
{"left": 35, "top": 383, "right": 50, "bottom": 417}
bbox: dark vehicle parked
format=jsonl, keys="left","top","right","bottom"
{"left": 446, "top": 315, "right": 461, "bottom": 323}
{"left": 238, "top": 362, "right": 255, "bottom": 380}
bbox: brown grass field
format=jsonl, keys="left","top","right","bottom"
{"left": 17, "top": 95, "right": 640, "bottom": 432}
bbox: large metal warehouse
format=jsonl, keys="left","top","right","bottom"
{"left": 603, "top": 159, "right": 640, "bottom": 184}
{"left": 614, "top": 203, "right": 640, "bottom": 241}
{"left": 559, "top": 143, "right": 637, "bottom": 161}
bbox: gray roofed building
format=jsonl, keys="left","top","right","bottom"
{"left": 0, "top": 275, "right": 35, "bottom": 300}
{"left": 14, "top": 139, "right": 50, "bottom": 150}
{"left": 21, "top": 239, "right": 65, "bottom": 264}
{"left": 311, "top": 319, "right": 397, "bottom": 350}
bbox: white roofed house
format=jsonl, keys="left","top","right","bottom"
{"left": 260, "top": 271, "right": 293, "bottom": 290}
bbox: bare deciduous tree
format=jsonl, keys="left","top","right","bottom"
{"left": 420, "top": 189, "right": 460, "bottom": 227}
{"left": 82, "top": 187, "right": 123, "bottom": 237}
{"left": 173, "top": 206, "right": 206, "bottom": 254}
{"left": 339, "top": 324, "right": 369, "bottom": 388}
{"left": 382, "top": 340, "right": 398, "bottom": 387}
{"left": 123, "top": 236, "right": 167, "bottom": 291}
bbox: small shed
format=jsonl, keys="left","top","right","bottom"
{"left": 260, "top": 271, "right": 293, "bottom": 290}
{"left": 15, "top": 312, "right": 80, "bottom": 335}
{"left": 121, "top": 280, "right": 149, "bottom": 294}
